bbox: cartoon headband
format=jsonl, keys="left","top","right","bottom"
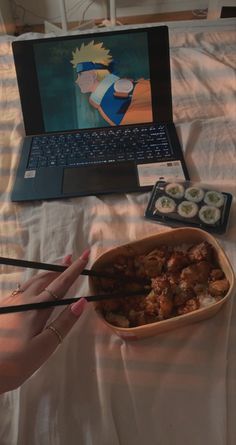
{"left": 76, "top": 62, "right": 109, "bottom": 74}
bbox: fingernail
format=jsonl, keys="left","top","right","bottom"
{"left": 80, "top": 248, "right": 90, "bottom": 262}
{"left": 70, "top": 297, "right": 87, "bottom": 317}
{"left": 63, "top": 254, "right": 72, "bottom": 266}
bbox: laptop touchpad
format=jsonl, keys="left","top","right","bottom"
{"left": 63, "top": 162, "right": 138, "bottom": 195}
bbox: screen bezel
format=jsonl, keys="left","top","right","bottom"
{"left": 12, "top": 25, "right": 173, "bottom": 136}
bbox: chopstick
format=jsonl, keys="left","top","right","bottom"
{"left": 0, "top": 290, "right": 148, "bottom": 314}
{"left": 0, "top": 256, "right": 122, "bottom": 280}
{"left": 0, "top": 256, "right": 105, "bottom": 278}
{"left": 0, "top": 256, "right": 148, "bottom": 283}
{"left": 0, "top": 256, "right": 150, "bottom": 314}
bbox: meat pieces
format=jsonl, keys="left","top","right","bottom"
{"left": 188, "top": 241, "right": 213, "bottom": 263}
{"left": 145, "top": 291, "right": 160, "bottom": 316}
{"left": 158, "top": 291, "right": 174, "bottom": 319}
{"left": 151, "top": 276, "right": 171, "bottom": 295}
{"left": 113, "top": 255, "right": 136, "bottom": 277}
{"left": 177, "top": 298, "right": 200, "bottom": 315}
{"left": 180, "top": 261, "right": 212, "bottom": 285}
{"left": 174, "top": 281, "right": 196, "bottom": 306}
{"left": 210, "top": 268, "right": 224, "bottom": 281}
{"left": 97, "top": 240, "right": 230, "bottom": 328}
{"left": 135, "top": 248, "right": 168, "bottom": 278}
{"left": 167, "top": 251, "right": 189, "bottom": 272}
{"left": 141, "top": 289, "right": 174, "bottom": 320}
{"left": 208, "top": 278, "right": 229, "bottom": 297}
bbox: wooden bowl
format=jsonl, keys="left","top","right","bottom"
{"left": 89, "top": 228, "right": 235, "bottom": 340}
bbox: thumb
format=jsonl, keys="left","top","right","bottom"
{"left": 26, "top": 298, "right": 88, "bottom": 373}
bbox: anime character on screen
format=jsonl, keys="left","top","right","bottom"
{"left": 71, "top": 41, "right": 152, "bottom": 126}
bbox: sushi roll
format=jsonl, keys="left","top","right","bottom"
{"left": 165, "top": 182, "right": 185, "bottom": 199}
{"left": 204, "top": 190, "right": 224, "bottom": 208}
{"left": 177, "top": 201, "right": 198, "bottom": 218}
{"left": 184, "top": 186, "right": 204, "bottom": 203}
{"left": 155, "top": 196, "right": 176, "bottom": 214}
{"left": 199, "top": 205, "right": 221, "bottom": 225}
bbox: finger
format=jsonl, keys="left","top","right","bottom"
{"left": 35, "top": 249, "right": 90, "bottom": 303}
{"left": 46, "top": 297, "right": 88, "bottom": 343}
{"left": 7, "top": 251, "right": 89, "bottom": 338}
{"left": 12, "top": 254, "right": 73, "bottom": 299}
{"left": 27, "top": 254, "right": 73, "bottom": 293}
{"left": 5, "top": 255, "right": 74, "bottom": 338}
{"left": 19, "top": 298, "right": 88, "bottom": 379}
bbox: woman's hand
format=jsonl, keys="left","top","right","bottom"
{"left": 0, "top": 249, "right": 90, "bottom": 394}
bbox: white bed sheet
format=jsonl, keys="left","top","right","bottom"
{"left": 0, "top": 18, "right": 236, "bottom": 445}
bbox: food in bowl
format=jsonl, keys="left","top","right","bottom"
{"left": 94, "top": 239, "right": 230, "bottom": 329}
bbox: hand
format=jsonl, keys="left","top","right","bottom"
{"left": 0, "top": 249, "right": 90, "bottom": 394}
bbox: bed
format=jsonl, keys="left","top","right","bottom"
{"left": 0, "top": 17, "right": 235, "bottom": 445}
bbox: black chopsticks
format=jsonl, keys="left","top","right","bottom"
{"left": 0, "top": 256, "right": 149, "bottom": 314}
{"left": 0, "top": 290, "right": 147, "bottom": 314}
{"left": 0, "top": 255, "right": 149, "bottom": 283}
{"left": 0, "top": 256, "right": 109, "bottom": 278}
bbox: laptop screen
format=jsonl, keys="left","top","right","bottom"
{"left": 34, "top": 31, "right": 152, "bottom": 132}
{"left": 12, "top": 26, "right": 172, "bottom": 135}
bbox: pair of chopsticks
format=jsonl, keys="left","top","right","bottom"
{"left": 0, "top": 256, "right": 148, "bottom": 314}
{"left": 0, "top": 256, "right": 110, "bottom": 278}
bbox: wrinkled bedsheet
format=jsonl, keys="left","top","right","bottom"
{"left": 0, "top": 18, "right": 235, "bottom": 445}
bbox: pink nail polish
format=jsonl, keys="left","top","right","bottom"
{"left": 80, "top": 248, "right": 90, "bottom": 261}
{"left": 63, "top": 254, "right": 72, "bottom": 266}
{"left": 71, "top": 298, "right": 87, "bottom": 317}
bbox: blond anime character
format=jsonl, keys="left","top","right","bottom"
{"left": 71, "top": 41, "right": 152, "bottom": 126}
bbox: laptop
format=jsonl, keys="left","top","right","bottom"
{"left": 11, "top": 25, "right": 189, "bottom": 201}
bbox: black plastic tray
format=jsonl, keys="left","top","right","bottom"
{"left": 145, "top": 181, "right": 232, "bottom": 234}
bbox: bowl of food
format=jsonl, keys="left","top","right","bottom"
{"left": 89, "top": 228, "right": 235, "bottom": 340}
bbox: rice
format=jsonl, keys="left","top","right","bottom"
{"left": 198, "top": 294, "right": 216, "bottom": 308}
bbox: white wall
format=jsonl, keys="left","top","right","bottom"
{"left": 10, "top": 0, "right": 208, "bottom": 26}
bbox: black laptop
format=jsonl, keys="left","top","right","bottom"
{"left": 11, "top": 25, "right": 189, "bottom": 201}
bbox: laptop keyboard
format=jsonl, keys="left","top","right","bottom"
{"left": 27, "top": 123, "right": 174, "bottom": 169}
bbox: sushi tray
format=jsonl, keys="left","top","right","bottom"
{"left": 145, "top": 181, "right": 232, "bottom": 234}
